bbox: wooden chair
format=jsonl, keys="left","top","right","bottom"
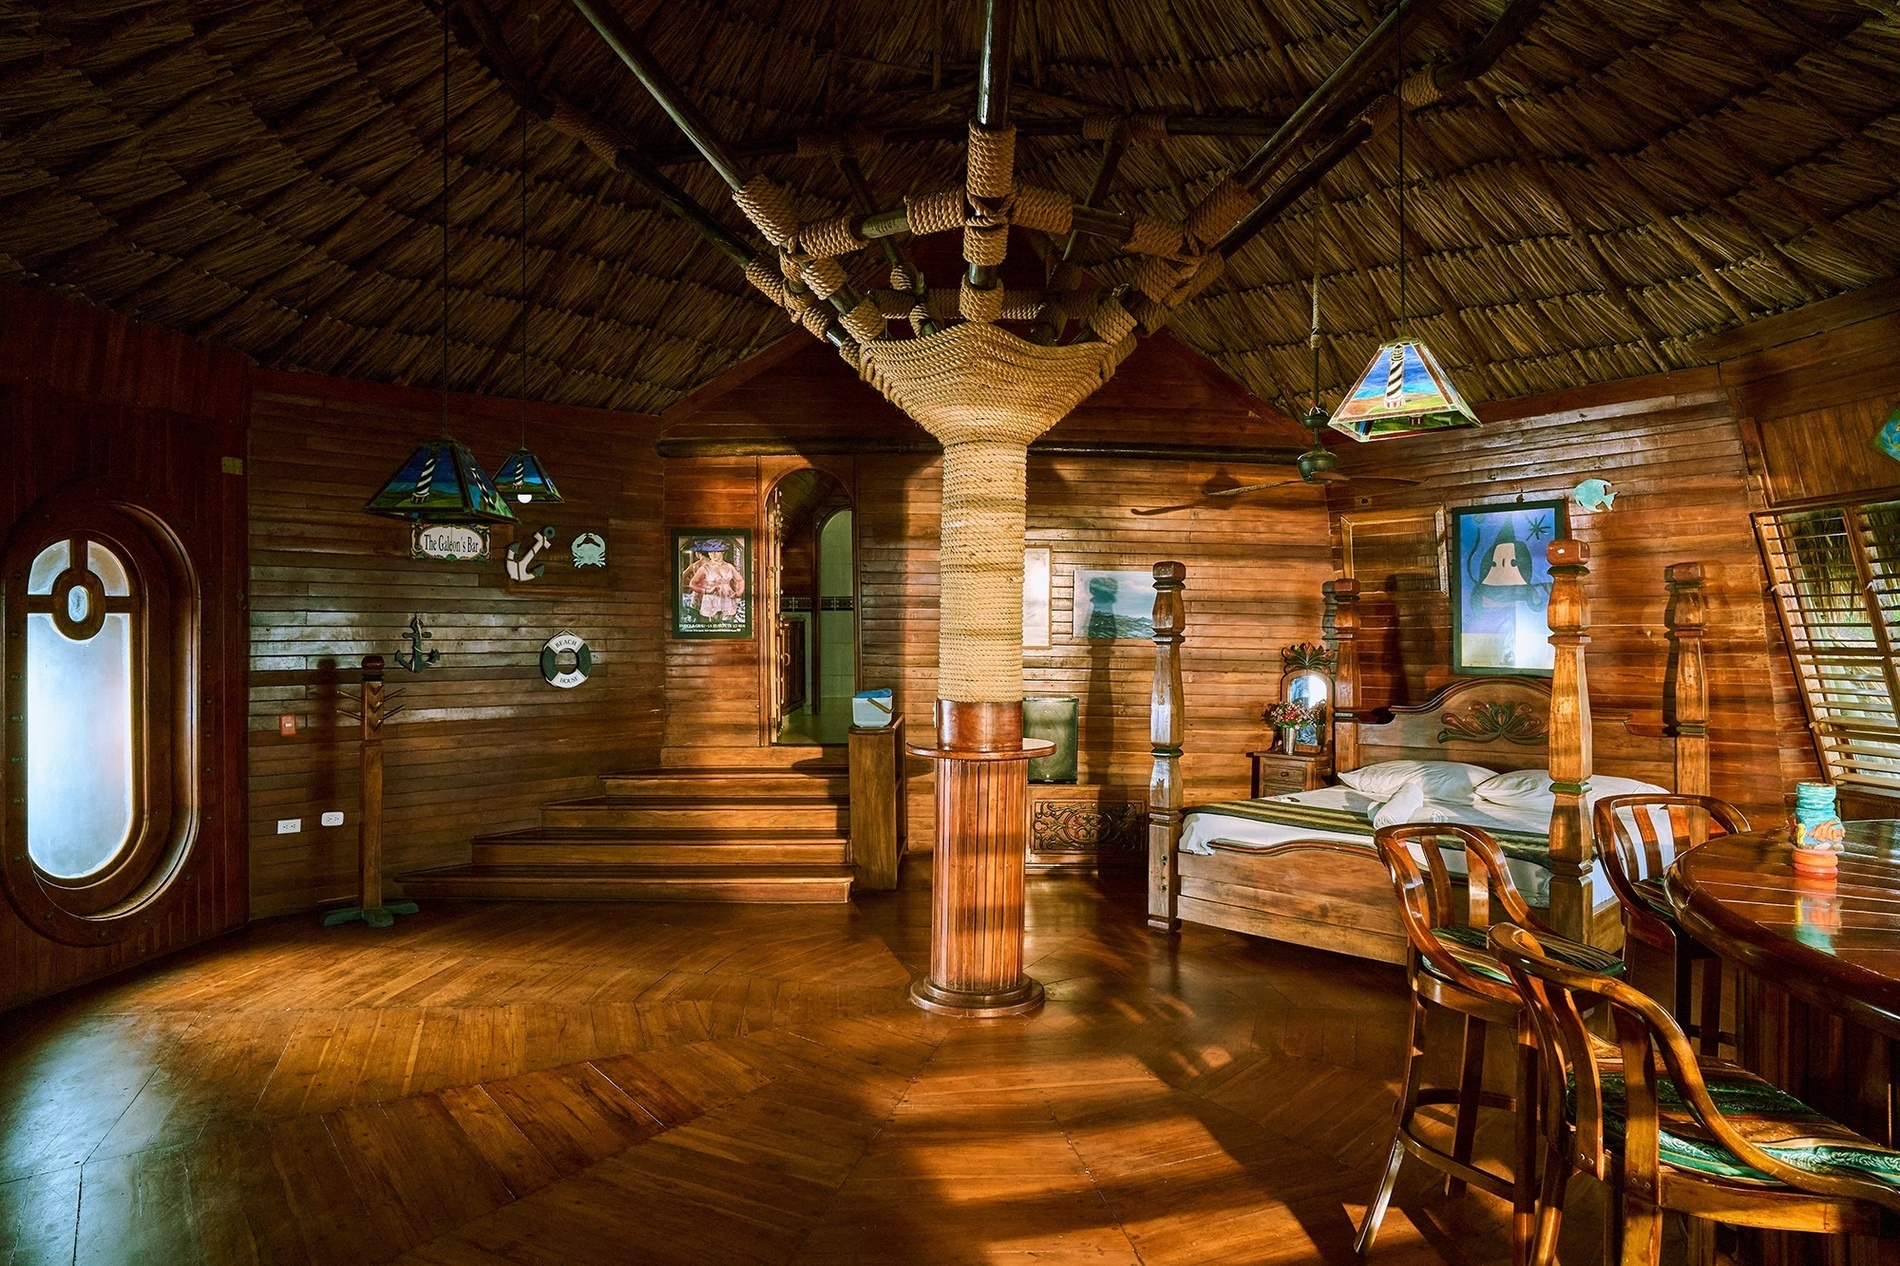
{"left": 1358, "top": 823, "right": 1625, "bottom": 1260}
{"left": 1593, "top": 794, "right": 1748, "bottom": 1056}
{"left": 1489, "top": 921, "right": 1900, "bottom": 1265}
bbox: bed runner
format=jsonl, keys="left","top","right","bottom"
{"left": 1185, "top": 799, "right": 1554, "bottom": 866}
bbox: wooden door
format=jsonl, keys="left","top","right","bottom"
{"left": 778, "top": 618, "right": 808, "bottom": 713}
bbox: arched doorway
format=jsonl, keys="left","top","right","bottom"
{"left": 765, "top": 469, "right": 855, "bottom": 746}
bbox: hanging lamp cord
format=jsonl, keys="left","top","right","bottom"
{"left": 520, "top": 103, "right": 530, "bottom": 447}
{"left": 1395, "top": 0, "right": 1407, "bottom": 337}
{"left": 441, "top": 0, "right": 452, "bottom": 425}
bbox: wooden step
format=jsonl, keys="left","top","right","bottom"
{"left": 541, "top": 796, "right": 849, "bottom": 832}
{"left": 598, "top": 767, "right": 849, "bottom": 798}
{"left": 396, "top": 863, "right": 854, "bottom": 904}
{"left": 471, "top": 829, "right": 849, "bottom": 868}
{"left": 659, "top": 747, "right": 848, "bottom": 769}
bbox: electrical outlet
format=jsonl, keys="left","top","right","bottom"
{"left": 276, "top": 818, "right": 301, "bottom": 834}
{"left": 320, "top": 811, "right": 344, "bottom": 827}
{"left": 278, "top": 714, "right": 297, "bottom": 736}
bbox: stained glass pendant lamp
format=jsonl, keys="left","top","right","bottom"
{"left": 364, "top": 0, "right": 517, "bottom": 525}
{"left": 490, "top": 107, "right": 563, "bottom": 506}
{"left": 1328, "top": 6, "right": 1478, "bottom": 444}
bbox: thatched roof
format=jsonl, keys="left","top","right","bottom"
{"left": 1, "top": 0, "right": 1895, "bottom": 419}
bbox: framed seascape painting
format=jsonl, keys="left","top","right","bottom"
{"left": 672, "top": 529, "right": 753, "bottom": 639}
{"left": 1450, "top": 500, "right": 1568, "bottom": 677}
{"left": 1073, "top": 569, "right": 1156, "bottom": 640}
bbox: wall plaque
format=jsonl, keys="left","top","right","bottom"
{"left": 411, "top": 523, "right": 490, "bottom": 562}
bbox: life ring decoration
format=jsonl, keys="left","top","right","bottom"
{"left": 540, "top": 631, "right": 592, "bottom": 689}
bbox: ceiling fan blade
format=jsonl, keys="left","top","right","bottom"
{"left": 1130, "top": 502, "right": 1202, "bottom": 517}
{"left": 1343, "top": 474, "right": 1423, "bottom": 487}
{"left": 1204, "top": 479, "right": 1306, "bottom": 497}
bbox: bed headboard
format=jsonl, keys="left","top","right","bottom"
{"left": 1353, "top": 677, "right": 1557, "bottom": 772}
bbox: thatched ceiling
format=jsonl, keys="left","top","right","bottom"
{"left": 1, "top": 0, "right": 1895, "bottom": 419}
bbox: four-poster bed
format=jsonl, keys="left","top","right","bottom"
{"left": 1146, "top": 544, "right": 1712, "bottom": 959}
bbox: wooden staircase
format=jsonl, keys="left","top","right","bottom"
{"left": 399, "top": 761, "right": 855, "bottom": 903}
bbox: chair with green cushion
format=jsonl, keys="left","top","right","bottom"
{"left": 1357, "top": 822, "right": 1624, "bottom": 1260}
{"left": 1490, "top": 921, "right": 1900, "bottom": 1265}
{"left": 1594, "top": 793, "right": 1750, "bottom": 1057}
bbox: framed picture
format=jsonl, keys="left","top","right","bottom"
{"left": 671, "top": 529, "right": 753, "bottom": 639}
{"left": 1450, "top": 500, "right": 1568, "bottom": 676}
{"left": 1073, "top": 569, "right": 1157, "bottom": 640}
{"left": 1023, "top": 548, "right": 1051, "bottom": 649}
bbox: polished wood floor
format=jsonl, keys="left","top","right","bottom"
{"left": 1, "top": 864, "right": 1638, "bottom": 1264}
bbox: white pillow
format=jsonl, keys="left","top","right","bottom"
{"left": 1473, "top": 769, "right": 1670, "bottom": 812}
{"left": 1337, "top": 759, "right": 1497, "bottom": 804}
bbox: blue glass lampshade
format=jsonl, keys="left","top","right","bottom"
{"left": 492, "top": 447, "right": 564, "bottom": 505}
{"left": 1329, "top": 337, "right": 1480, "bottom": 442}
{"left": 364, "top": 437, "right": 518, "bottom": 523}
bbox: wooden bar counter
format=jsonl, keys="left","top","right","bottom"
{"left": 1667, "top": 820, "right": 1900, "bottom": 1146}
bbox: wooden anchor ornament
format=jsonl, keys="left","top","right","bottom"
{"left": 395, "top": 614, "right": 440, "bottom": 672}
{"left": 323, "top": 655, "right": 420, "bottom": 929}
{"left": 506, "top": 525, "right": 557, "bottom": 581}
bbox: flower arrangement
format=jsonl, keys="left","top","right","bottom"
{"left": 1262, "top": 700, "right": 1316, "bottom": 729}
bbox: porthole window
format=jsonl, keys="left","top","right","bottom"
{"left": 4, "top": 500, "right": 196, "bottom": 942}
{"left": 25, "top": 535, "right": 140, "bottom": 880}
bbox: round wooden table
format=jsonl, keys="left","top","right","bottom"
{"left": 1667, "top": 820, "right": 1900, "bottom": 1145}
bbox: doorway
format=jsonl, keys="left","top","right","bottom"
{"left": 766, "top": 469, "right": 856, "bottom": 746}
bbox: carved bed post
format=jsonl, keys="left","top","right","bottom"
{"left": 1326, "top": 578, "right": 1362, "bottom": 772}
{"left": 1148, "top": 561, "right": 1186, "bottom": 933}
{"left": 1665, "top": 562, "right": 1710, "bottom": 797}
{"left": 1545, "top": 539, "right": 1596, "bottom": 945}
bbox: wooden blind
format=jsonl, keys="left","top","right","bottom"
{"left": 1756, "top": 497, "right": 1900, "bottom": 791}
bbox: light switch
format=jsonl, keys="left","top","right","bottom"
{"left": 278, "top": 714, "right": 297, "bottom": 736}
{"left": 276, "top": 818, "right": 301, "bottom": 834}
{"left": 320, "top": 811, "right": 344, "bottom": 827}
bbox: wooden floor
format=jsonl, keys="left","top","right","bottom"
{"left": 0, "top": 864, "right": 1642, "bottom": 1265}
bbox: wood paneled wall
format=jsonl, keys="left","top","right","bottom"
{"left": 661, "top": 337, "right": 1332, "bottom": 836}
{"left": 247, "top": 372, "right": 665, "bottom": 917}
{"left": 1329, "top": 368, "right": 1796, "bottom": 819}
{"left": 0, "top": 283, "right": 248, "bottom": 1010}
{"left": 1716, "top": 307, "right": 1900, "bottom": 796}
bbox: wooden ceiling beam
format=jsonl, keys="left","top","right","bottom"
{"left": 655, "top": 436, "right": 1307, "bottom": 463}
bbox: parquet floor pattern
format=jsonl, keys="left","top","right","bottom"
{"left": 1, "top": 867, "right": 1622, "bottom": 1264}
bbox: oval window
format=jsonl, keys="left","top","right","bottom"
{"left": 4, "top": 501, "right": 194, "bottom": 942}
{"left": 25, "top": 536, "right": 139, "bottom": 879}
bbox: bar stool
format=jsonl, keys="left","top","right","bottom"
{"left": 1357, "top": 823, "right": 1625, "bottom": 1261}
{"left": 1593, "top": 794, "right": 1748, "bottom": 1056}
{"left": 1490, "top": 922, "right": 1900, "bottom": 1265}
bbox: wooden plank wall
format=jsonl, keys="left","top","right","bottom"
{"left": 662, "top": 337, "right": 1332, "bottom": 837}
{"left": 0, "top": 283, "right": 249, "bottom": 1010}
{"left": 1328, "top": 367, "right": 1797, "bottom": 819}
{"left": 246, "top": 371, "right": 666, "bottom": 917}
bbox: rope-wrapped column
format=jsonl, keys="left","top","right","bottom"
{"left": 906, "top": 424, "right": 1050, "bottom": 1017}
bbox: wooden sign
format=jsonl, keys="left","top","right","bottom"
{"left": 411, "top": 523, "right": 489, "bottom": 562}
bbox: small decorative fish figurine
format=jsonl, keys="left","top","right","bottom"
{"left": 1570, "top": 478, "right": 1616, "bottom": 513}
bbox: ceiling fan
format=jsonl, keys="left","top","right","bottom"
{"left": 1133, "top": 278, "right": 1417, "bottom": 517}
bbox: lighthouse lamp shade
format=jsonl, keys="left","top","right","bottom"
{"left": 491, "top": 447, "right": 564, "bottom": 505}
{"left": 364, "top": 437, "right": 519, "bottom": 524}
{"left": 1329, "top": 338, "right": 1480, "bottom": 442}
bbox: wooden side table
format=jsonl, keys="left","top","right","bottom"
{"left": 1025, "top": 784, "right": 1147, "bottom": 872}
{"left": 1249, "top": 749, "right": 1332, "bottom": 797}
{"left": 848, "top": 717, "right": 906, "bottom": 889}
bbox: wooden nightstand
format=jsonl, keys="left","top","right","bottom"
{"left": 1249, "top": 749, "right": 1333, "bottom": 797}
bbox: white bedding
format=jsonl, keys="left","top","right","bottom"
{"left": 1180, "top": 786, "right": 1617, "bottom": 910}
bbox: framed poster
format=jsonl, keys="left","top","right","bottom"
{"left": 1023, "top": 547, "right": 1051, "bottom": 649}
{"left": 1073, "top": 569, "right": 1157, "bottom": 640}
{"left": 1450, "top": 500, "right": 1567, "bottom": 676}
{"left": 671, "top": 529, "right": 753, "bottom": 639}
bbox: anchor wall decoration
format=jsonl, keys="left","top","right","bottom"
{"left": 506, "top": 525, "right": 557, "bottom": 582}
{"left": 395, "top": 614, "right": 441, "bottom": 672}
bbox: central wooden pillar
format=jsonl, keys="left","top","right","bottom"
{"left": 908, "top": 701, "right": 1052, "bottom": 1017}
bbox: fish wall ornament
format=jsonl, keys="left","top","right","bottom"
{"left": 1570, "top": 478, "right": 1616, "bottom": 513}
{"left": 506, "top": 525, "right": 557, "bottom": 582}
